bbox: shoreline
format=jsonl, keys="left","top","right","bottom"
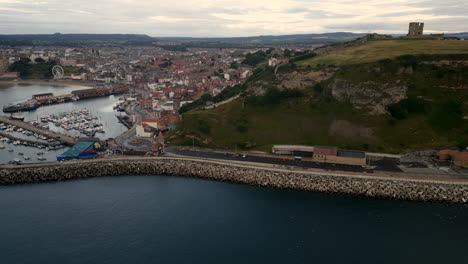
{"left": 1, "top": 156, "right": 467, "bottom": 203}
{"left": 0, "top": 80, "right": 96, "bottom": 88}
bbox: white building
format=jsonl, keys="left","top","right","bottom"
{"left": 136, "top": 119, "right": 158, "bottom": 138}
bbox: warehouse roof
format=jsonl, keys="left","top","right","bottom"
{"left": 314, "top": 146, "right": 338, "bottom": 150}
{"left": 338, "top": 150, "right": 366, "bottom": 159}
{"left": 59, "top": 142, "right": 95, "bottom": 158}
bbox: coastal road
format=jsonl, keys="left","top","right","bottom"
{"left": 114, "top": 103, "right": 152, "bottom": 151}
{"left": 166, "top": 148, "right": 371, "bottom": 173}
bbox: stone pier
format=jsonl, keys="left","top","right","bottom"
{"left": 1, "top": 157, "right": 468, "bottom": 203}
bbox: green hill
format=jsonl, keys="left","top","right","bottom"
{"left": 168, "top": 39, "right": 468, "bottom": 153}
{"left": 296, "top": 39, "right": 468, "bottom": 67}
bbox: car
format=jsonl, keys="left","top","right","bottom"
{"left": 242, "top": 154, "right": 247, "bottom": 158}
{"left": 281, "top": 158, "right": 287, "bottom": 162}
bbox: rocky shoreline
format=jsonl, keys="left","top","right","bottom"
{"left": 1, "top": 158, "right": 467, "bottom": 203}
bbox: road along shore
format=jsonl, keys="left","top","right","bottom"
{"left": 0, "top": 80, "right": 96, "bottom": 87}
{"left": 1, "top": 157, "right": 467, "bottom": 203}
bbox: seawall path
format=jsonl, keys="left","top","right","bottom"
{"left": 1, "top": 157, "right": 467, "bottom": 203}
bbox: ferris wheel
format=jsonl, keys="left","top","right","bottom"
{"left": 52, "top": 65, "right": 64, "bottom": 79}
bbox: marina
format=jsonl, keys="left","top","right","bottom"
{"left": 36, "top": 110, "right": 105, "bottom": 138}
{"left": 0, "top": 116, "right": 76, "bottom": 145}
{"left": 0, "top": 83, "right": 128, "bottom": 164}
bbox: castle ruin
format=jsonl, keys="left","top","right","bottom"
{"left": 407, "top": 22, "right": 424, "bottom": 37}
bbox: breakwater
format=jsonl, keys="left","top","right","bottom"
{"left": 1, "top": 158, "right": 467, "bottom": 203}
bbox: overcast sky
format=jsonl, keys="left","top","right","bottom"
{"left": 0, "top": 0, "right": 466, "bottom": 37}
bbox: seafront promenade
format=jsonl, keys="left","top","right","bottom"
{"left": 1, "top": 156, "right": 467, "bottom": 203}
{"left": 0, "top": 80, "right": 96, "bottom": 87}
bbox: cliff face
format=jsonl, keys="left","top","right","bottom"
{"left": 329, "top": 78, "right": 407, "bottom": 115}
{"left": 326, "top": 58, "right": 468, "bottom": 115}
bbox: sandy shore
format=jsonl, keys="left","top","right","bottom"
{"left": 0, "top": 80, "right": 96, "bottom": 88}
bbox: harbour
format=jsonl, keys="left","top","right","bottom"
{"left": 0, "top": 82, "right": 128, "bottom": 164}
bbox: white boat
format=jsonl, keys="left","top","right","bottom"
{"left": 14, "top": 158, "right": 21, "bottom": 163}
{"left": 37, "top": 156, "right": 46, "bottom": 161}
{"left": 8, "top": 148, "right": 13, "bottom": 152}
{"left": 0, "top": 145, "right": 5, "bottom": 149}
{"left": 24, "top": 156, "right": 30, "bottom": 160}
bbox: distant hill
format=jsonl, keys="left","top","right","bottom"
{"left": 0, "top": 34, "right": 154, "bottom": 46}
{"left": 169, "top": 38, "right": 468, "bottom": 153}
{"left": 155, "top": 32, "right": 368, "bottom": 44}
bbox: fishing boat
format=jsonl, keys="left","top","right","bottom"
{"left": 10, "top": 113, "right": 25, "bottom": 121}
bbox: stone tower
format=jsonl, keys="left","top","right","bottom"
{"left": 407, "top": 22, "right": 424, "bottom": 37}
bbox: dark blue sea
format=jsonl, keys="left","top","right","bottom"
{"left": 0, "top": 175, "right": 467, "bottom": 264}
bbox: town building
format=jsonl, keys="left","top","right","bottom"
{"left": 438, "top": 149, "right": 468, "bottom": 168}
{"left": 272, "top": 145, "right": 366, "bottom": 166}
{"left": 0, "top": 72, "right": 19, "bottom": 80}
{"left": 136, "top": 118, "right": 158, "bottom": 138}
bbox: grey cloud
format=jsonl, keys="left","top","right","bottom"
{"left": 0, "top": 0, "right": 467, "bottom": 36}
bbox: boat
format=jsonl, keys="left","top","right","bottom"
{"left": 3, "top": 99, "right": 40, "bottom": 113}
{"left": 37, "top": 156, "right": 46, "bottom": 161}
{"left": 18, "top": 152, "right": 24, "bottom": 156}
{"left": 37, "top": 152, "right": 44, "bottom": 155}
{"left": 0, "top": 145, "right": 5, "bottom": 149}
{"left": 24, "top": 156, "right": 30, "bottom": 160}
{"left": 10, "top": 113, "right": 25, "bottom": 121}
{"left": 14, "top": 158, "right": 21, "bottom": 163}
{"left": 8, "top": 148, "right": 13, "bottom": 152}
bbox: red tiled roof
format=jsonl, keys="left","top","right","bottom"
{"left": 142, "top": 118, "right": 158, "bottom": 123}
{"left": 438, "top": 149, "right": 468, "bottom": 161}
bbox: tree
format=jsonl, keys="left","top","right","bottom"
{"left": 34, "top": 58, "right": 46, "bottom": 63}
{"left": 230, "top": 61, "right": 239, "bottom": 69}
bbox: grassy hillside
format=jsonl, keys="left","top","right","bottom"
{"left": 297, "top": 40, "right": 468, "bottom": 67}
{"left": 169, "top": 40, "right": 468, "bottom": 153}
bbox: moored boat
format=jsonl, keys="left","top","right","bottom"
{"left": 10, "top": 113, "right": 25, "bottom": 121}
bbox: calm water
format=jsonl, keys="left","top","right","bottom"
{"left": 0, "top": 83, "right": 126, "bottom": 164}
{"left": 0, "top": 175, "right": 467, "bottom": 264}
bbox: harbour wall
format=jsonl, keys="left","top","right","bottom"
{"left": 1, "top": 158, "right": 467, "bottom": 203}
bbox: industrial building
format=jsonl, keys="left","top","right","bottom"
{"left": 272, "top": 145, "right": 315, "bottom": 157}
{"left": 272, "top": 145, "right": 366, "bottom": 166}
{"left": 57, "top": 142, "right": 96, "bottom": 161}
